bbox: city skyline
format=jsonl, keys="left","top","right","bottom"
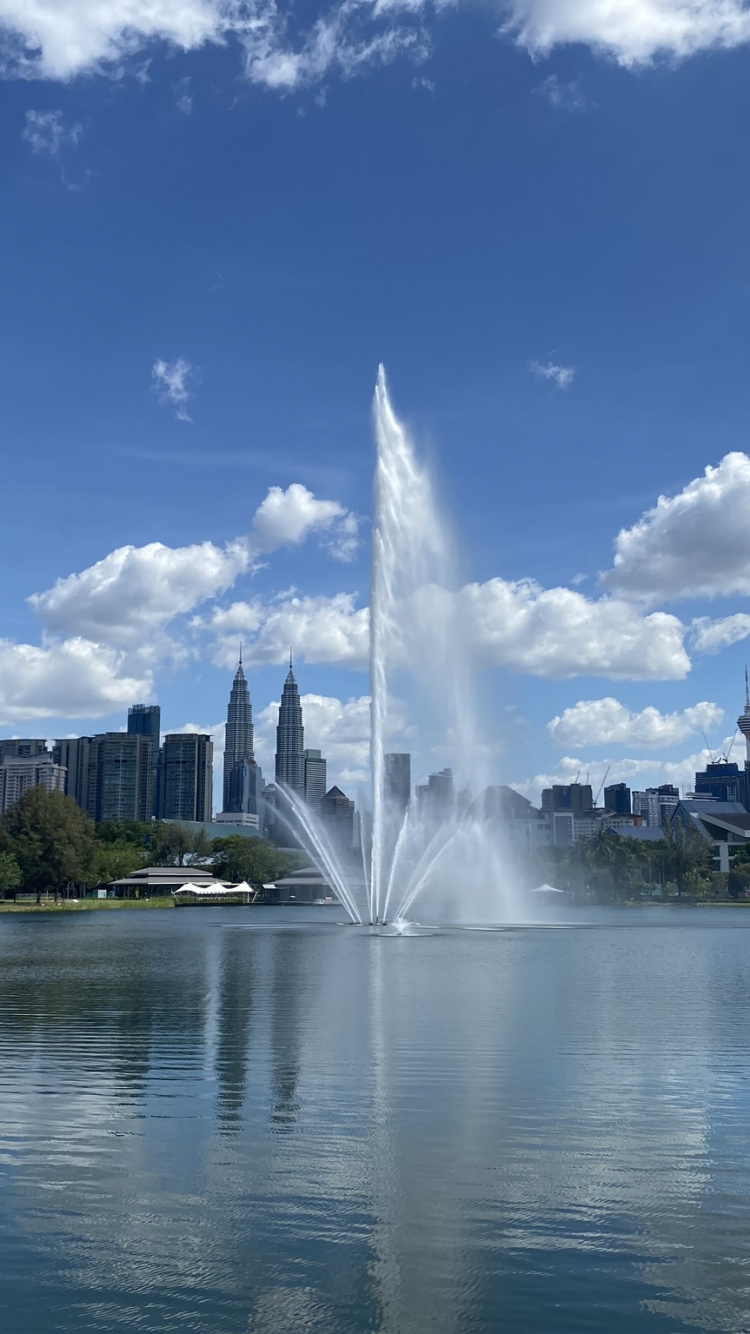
{"left": 3, "top": 11, "right": 750, "bottom": 809}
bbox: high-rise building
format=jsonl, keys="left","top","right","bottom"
{"left": 738, "top": 668, "right": 750, "bottom": 764}
{"left": 275, "top": 655, "right": 304, "bottom": 794}
{"left": 320, "top": 785, "right": 355, "bottom": 848}
{"left": 694, "top": 763, "right": 741, "bottom": 805}
{"left": 87, "top": 733, "right": 154, "bottom": 823}
{"left": 632, "top": 785, "right": 679, "bottom": 827}
{"left": 384, "top": 753, "right": 411, "bottom": 815}
{"left": 0, "top": 756, "right": 66, "bottom": 813}
{"left": 541, "top": 783, "right": 594, "bottom": 817}
{"left": 52, "top": 737, "right": 92, "bottom": 809}
{"left": 416, "top": 769, "right": 454, "bottom": 821}
{"left": 161, "top": 733, "right": 213, "bottom": 822}
{"left": 0, "top": 739, "right": 50, "bottom": 762}
{"left": 223, "top": 654, "right": 254, "bottom": 812}
{"left": 304, "top": 749, "right": 327, "bottom": 813}
{"left": 228, "top": 758, "right": 264, "bottom": 820}
{"left": 128, "top": 704, "right": 161, "bottom": 815}
{"left": 604, "top": 783, "right": 631, "bottom": 816}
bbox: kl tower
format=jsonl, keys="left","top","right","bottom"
{"left": 738, "top": 668, "right": 750, "bottom": 764}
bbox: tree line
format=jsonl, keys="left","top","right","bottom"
{"left": 0, "top": 787, "right": 302, "bottom": 900}
{"left": 530, "top": 822, "right": 750, "bottom": 901}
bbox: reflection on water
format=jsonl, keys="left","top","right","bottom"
{"left": 1, "top": 907, "right": 750, "bottom": 1333}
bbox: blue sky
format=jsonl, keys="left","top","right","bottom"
{"left": 3, "top": 0, "right": 750, "bottom": 809}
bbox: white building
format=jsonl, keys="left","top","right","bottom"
{"left": 0, "top": 756, "right": 66, "bottom": 813}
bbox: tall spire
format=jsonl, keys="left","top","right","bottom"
{"left": 745, "top": 664, "right": 748, "bottom": 709}
{"left": 276, "top": 659, "right": 304, "bottom": 793}
{"left": 222, "top": 658, "right": 254, "bottom": 811}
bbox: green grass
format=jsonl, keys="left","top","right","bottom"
{"left": 0, "top": 897, "right": 175, "bottom": 913}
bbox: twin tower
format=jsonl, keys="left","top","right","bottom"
{"left": 222, "top": 653, "right": 304, "bottom": 815}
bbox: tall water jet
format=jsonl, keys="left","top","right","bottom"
{"left": 277, "top": 368, "right": 522, "bottom": 926}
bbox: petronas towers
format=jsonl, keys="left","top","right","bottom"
{"left": 275, "top": 655, "right": 305, "bottom": 794}
{"left": 222, "top": 652, "right": 254, "bottom": 812}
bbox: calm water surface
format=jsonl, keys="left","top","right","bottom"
{"left": 1, "top": 906, "right": 750, "bottom": 1333}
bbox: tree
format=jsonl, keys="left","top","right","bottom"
{"left": 211, "top": 836, "right": 301, "bottom": 886}
{"left": 92, "top": 841, "right": 146, "bottom": 886}
{"left": 660, "top": 816, "right": 711, "bottom": 898}
{"left": 0, "top": 788, "right": 97, "bottom": 898}
{"left": 150, "top": 822, "right": 212, "bottom": 867}
{"left": 0, "top": 850, "right": 21, "bottom": 900}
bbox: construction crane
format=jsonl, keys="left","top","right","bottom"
{"left": 594, "top": 766, "right": 611, "bottom": 808}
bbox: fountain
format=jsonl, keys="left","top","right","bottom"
{"left": 277, "top": 368, "right": 522, "bottom": 926}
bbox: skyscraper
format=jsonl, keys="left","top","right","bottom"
{"left": 275, "top": 655, "right": 304, "bottom": 794}
{"left": 304, "top": 749, "right": 327, "bottom": 813}
{"left": 53, "top": 737, "right": 92, "bottom": 809}
{"left": 161, "top": 733, "right": 213, "bottom": 822}
{"left": 384, "top": 753, "right": 411, "bottom": 815}
{"left": 223, "top": 652, "right": 254, "bottom": 812}
{"left": 86, "top": 733, "right": 154, "bottom": 823}
{"left": 128, "top": 704, "right": 161, "bottom": 816}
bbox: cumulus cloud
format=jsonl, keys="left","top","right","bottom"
{"left": 460, "top": 577, "right": 689, "bottom": 679}
{"left": 21, "top": 108, "right": 81, "bottom": 154}
{"left": 0, "top": 638, "right": 151, "bottom": 724}
{"left": 604, "top": 452, "right": 750, "bottom": 601}
{"left": 249, "top": 483, "right": 359, "bottom": 562}
{"left": 2, "top": 1, "right": 749, "bottom": 85}
{"left": 503, "top": 0, "right": 750, "bottom": 67}
{"left": 529, "top": 359, "right": 576, "bottom": 390}
{"left": 548, "top": 697, "right": 724, "bottom": 749}
{"left": 212, "top": 592, "right": 370, "bottom": 668}
{"left": 29, "top": 483, "right": 359, "bottom": 651}
{"left": 255, "top": 693, "right": 372, "bottom": 786}
{"left": 211, "top": 576, "right": 690, "bottom": 679}
{"left": 30, "top": 539, "right": 249, "bottom": 647}
{"left": 692, "top": 613, "right": 750, "bottom": 654}
{"left": 152, "top": 357, "right": 195, "bottom": 421}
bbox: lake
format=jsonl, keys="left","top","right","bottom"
{"left": 1, "top": 906, "right": 749, "bottom": 1333}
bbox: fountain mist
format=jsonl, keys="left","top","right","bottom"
{"left": 278, "top": 369, "right": 522, "bottom": 926}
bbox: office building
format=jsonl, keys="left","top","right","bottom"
{"left": 0, "top": 756, "right": 66, "bottom": 813}
{"left": 320, "top": 785, "right": 355, "bottom": 848}
{"left": 541, "top": 783, "right": 594, "bottom": 816}
{"left": 228, "top": 758, "right": 264, "bottom": 820}
{"left": 128, "top": 704, "right": 161, "bottom": 815}
{"left": 161, "top": 733, "right": 213, "bottom": 823}
{"left": 223, "top": 654, "right": 254, "bottom": 812}
{"left": 52, "top": 737, "right": 92, "bottom": 809}
{"left": 694, "top": 762, "right": 743, "bottom": 806}
{"left": 632, "top": 785, "right": 680, "bottom": 827}
{"left": 416, "top": 769, "right": 454, "bottom": 821}
{"left": 0, "top": 739, "right": 50, "bottom": 762}
{"left": 304, "top": 749, "right": 327, "bottom": 813}
{"left": 87, "top": 733, "right": 154, "bottom": 823}
{"left": 275, "top": 655, "right": 304, "bottom": 794}
{"left": 384, "top": 753, "right": 411, "bottom": 815}
{"left": 604, "top": 783, "right": 631, "bottom": 816}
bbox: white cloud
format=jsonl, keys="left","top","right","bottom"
{"left": 604, "top": 453, "right": 750, "bottom": 601}
{"left": 692, "top": 613, "right": 750, "bottom": 654}
{"left": 533, "top": 73, "right": 586, "bottom": 111}
{"left": 255, "top": 693, "right": 372, "bottom": 787}
{"left": 212, "top": 576, "right": 690, "bottom": 680}
{"left": 21, "top": 108, "right": 81, "bottom": 154}
{"left": 3, "top": 1, "right": 749, "bottom": 85}
{"left": 0, "top": 637, "right": 151, "bottom": 724}
{"left": 548, "top": 697, "right": 724, "bottom": 749}
{"left": 529, "top": 359, "right": 576, "bottom": 390}
{"left": 152, "top": 357, "right": 195, "bottom": 421}
{"left": 502, "top": 0, "right": 750, "bottom": 66}
{"left": 212, "top": 592, "right": 370, "bottom": 668}
{"left": 29, "top": 482, "right": 359, "bottom": 650}
{"left": 30, "top": 539, "right": 249, "bottom": 646}
{"left": 249, "top": 483, "right": 359, "bottom": 562}
{"left": 461, "top": 577, "right": 689, "bottom": 679}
